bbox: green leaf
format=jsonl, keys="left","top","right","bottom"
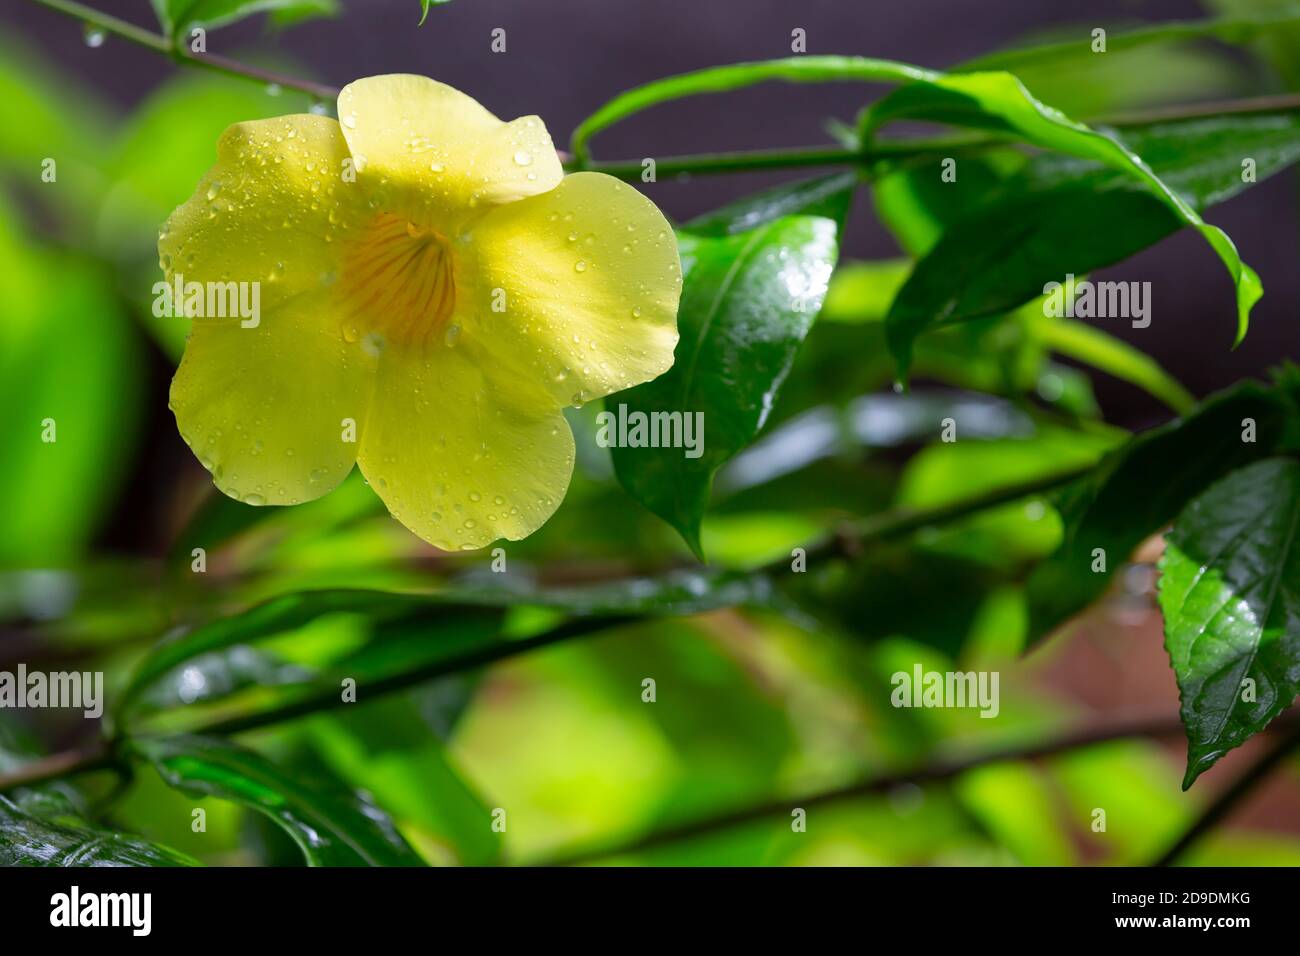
{"left": 957, "top": 11, "right": 1300, "bottom": 116}
{"left": 1034, "top": 317, "right": 1194, "bottom": 414}
{"left": 682, "top": 171, "right": 858, "bottom": 236}
{"left": 870, "top": 107, "right": 1283, "bottom": 374}
{"left": 1159, "top": 457, "right": 1300, "bottom": 788}
{"left": 308, "top": 698, "right": 502, "bottom": 865}
{"left": 0, "top": 796, "right": 198, "bottom": 866}
{"left": 1027, "top": 380, "right": 1292, "bottom": 643}
{"left": 0, "top": 720, "right": 196, "bottom": 867}
{"left": 788, "top": 543, "right": 1015, "bottom": 657}
{"left": 569, "top": 54, "right": 1264, "bottom": 367}
{"left": 871, "top": 150, "right": 1027, "bottom": 257}
{"left": 151, "top": 0, "right": 337, "bottom": 37}
{"left": 120, "top": 570, "right": 770, "bottom": 715}
{"left": 570, "top": 57, "right": 935, "bottom": 163}
{"left": 610, "top": 176, "right": 850, "bottom": 557}
{"left": 134, "top": 735, "right": 425, "bottom": 865}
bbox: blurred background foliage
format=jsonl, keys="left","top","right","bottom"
{"left": 2, "top": 0, "right": 1300, "bottom": 866}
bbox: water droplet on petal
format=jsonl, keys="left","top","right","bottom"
{"left": 513, "top": 150, "right": 533, "bottom": 166}
{"left": 574, "top": 260, "right": 587, "bottom": 272}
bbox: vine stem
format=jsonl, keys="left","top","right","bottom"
{"left": 27, "top": 0, "right": 1300, "bottom": 180}
{"left": 0, "top": 741, "right": 113, "bottom": 791}
{"left": 0, "top": 614, "right": 640, "bottom": 794}
{"left": 0, "top": 459, "right": 1095, "bottom": 795}
{"left": 761, "top": 461, "right": 1095, "bottom": 572}
{"left": 28, "top": 0, "right": 338, "bottom": 101}
{"left": 540, "top": 711, "right": 1300, "bottom": 866}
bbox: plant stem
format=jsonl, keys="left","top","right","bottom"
{"left": 27, "top": 0, "right": 1300, "bottom": 179}
{"left": 1152, "top": 721, "right": 1300, "bottom": 866}
{"left": 766, "top": 461, "right": 1095, "bottom": 573}
{"left": 538, "top": 716, "right": 1184, "bottom": 865}
{"left": 0, "top": 614, "right": 640, "bottom": 795}
{"left": 571, "top": 137, "right": 987, "bottom": 180}
{"left": 154, "top": 613, "right": 643, "bottom": 738}
{"left": 0, "top": 741, "right": 113, "bottom": 792}
{"left": 28, "top": 0, "right": 337, "bottom": 101}
{"left": 0, "top": 461, "right": 1097, "bottom": 795}
{"left": 541, "top": 711, "right": 1300, "bottom": 866}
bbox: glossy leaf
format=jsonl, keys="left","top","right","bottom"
{"left": 873, "top": 109, "right": 1290, "bottom": 373}
{"left": 0, "top": 721, "right": 195, "bottom": 867}
{"left": 1034, "top": 317, "right": 1194, "bottom": 414}
{"left": 120, "top": 570, "right": 772, "bottom": 714}
{"left": 570, "top": 57, "right": 935, "bottom": 163}
{"left": 135, "top": 735, "right": 425, "bottom": 866}
{"left": 610, "top": 178, "right": 850, "bottom": 556}
{"left": 1159, "top": 458, "right": 1300, "bottom": 788}
{"left": 309, "top": 698, "right": 501, "bottom": 865}
{"left": 0, "top": 797, "right": 198, "bottom": 867}
{"left": 1027, "top": 380, "right": 1292, "bottom": 643}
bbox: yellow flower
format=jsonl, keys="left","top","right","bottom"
{"left": 162, "top": 75, "right": 681, "bottom": 550}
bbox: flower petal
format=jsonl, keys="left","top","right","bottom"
{"left": 160, "top": 114, "right": 371, "bottom": 314}
{"left": 170, "top": 288, "right": 377, "bottom": 505}
{"left": 457, "top": 172, "right": 681, "bottom": 407}
{"left": 163, "top": 113, "right": 378, "bottom": 505}
{"left": 335, "top": 75, "right": 563, "bottom": 233}
{"left": 357, "top": 343, "right": 575, "bottom": 550}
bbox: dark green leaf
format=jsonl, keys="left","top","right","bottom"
{"left": 683, "top": 171, "right": 858, "bottom": 236}
{"left": 788, "top": 543, "right": 1014, "bottom": 657}
{"left": 1159, "top": 457, "right": 1300, "bottom": 788}
{"left": 876, "top": 112, "right": 1292, "bottom": 374}
{"left": 120, "top": 570, "right": 771, "bottom": 715}
{"left": 309, "top": 698, "right": 501, "bottom": 865}
{"left": 0, "top": 796, "right": 198, "bottom": 866}
{"left": 0, "top": 720, "right": 196, "bottom": 867}
{"left": 135, "top": 735, "right": 425, "bottom": 866}
{"left": 611, "top": 178, "right": 849, "bottom": 556}
{"left": 1027, "top": 381, "right": 1292, "bottom": 643}
{"left": 871, "top": 150, "right": 1027, "bottom": 257}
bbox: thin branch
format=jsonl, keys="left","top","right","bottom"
{"left": 29, "top": 0, "right": 338, "bottom": 101}
{"left": 764, "top": 462, "right": 1095, "bottom": 573}
{"left": 0, "top": 615, "right": 641, "bottom": 795}
{"left": 539, "top": 711, "right": 1300, "bottom": 866}
{"left": 0, "top": 741, "right": 113, "bottom": 792}
{"left": 1152, "top": 721, "right": 1300, "bottom": 866}
{"left": 27, "top": 0, "right": 1300, "bottom": 179}
{"left": 0, "top": 463, "right": 1098, "bottom": 793}
{"left": 150, "top": 613, "right": 643, "bottom": 738}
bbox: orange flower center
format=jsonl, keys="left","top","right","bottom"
{"left": 340, "top": 212, "right": 458, "bottom": 351}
